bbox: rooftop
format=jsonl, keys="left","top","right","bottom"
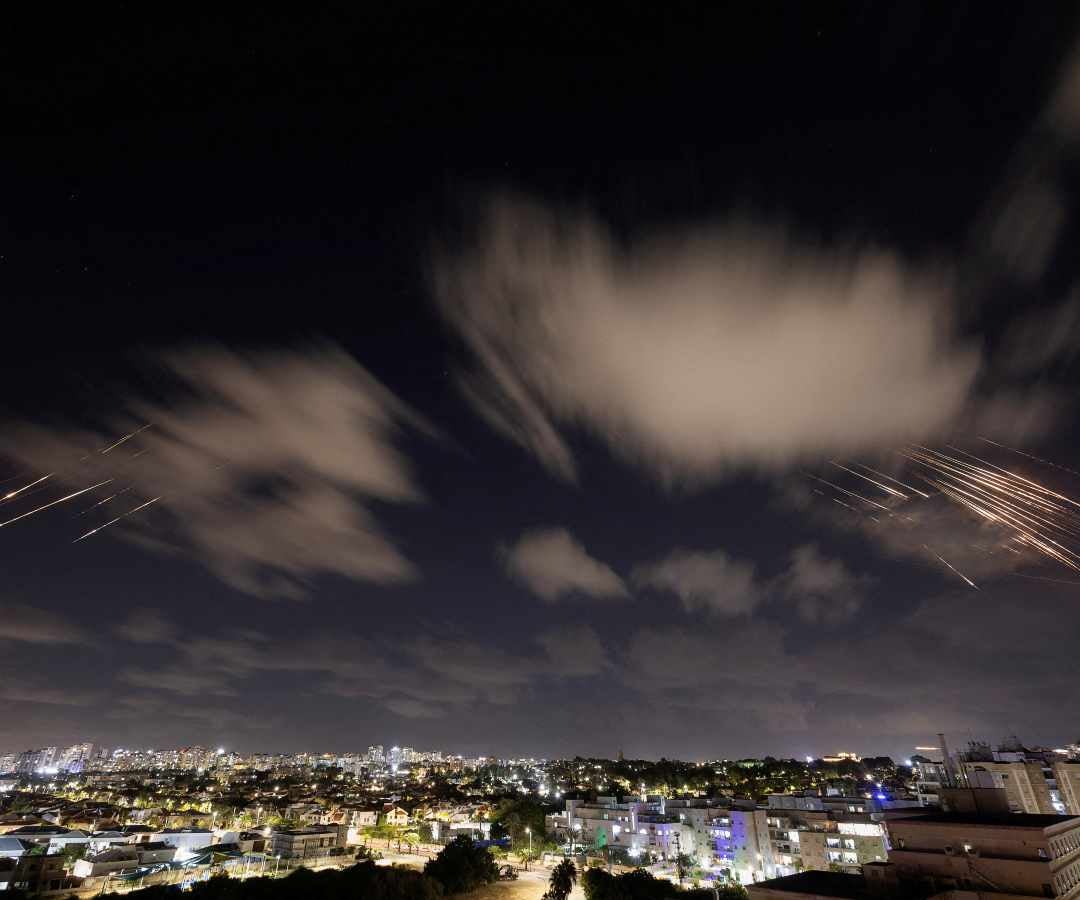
{"left": 895, "top": 813, "right": 1079, "bottom": 828}
{"left": 750, "top": 871, "right": 869, "bottom": 899}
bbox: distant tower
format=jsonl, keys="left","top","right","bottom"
{"left": 617, "top": 749, "right": 624, "bottom": 762}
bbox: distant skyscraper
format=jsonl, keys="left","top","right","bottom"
{"left": 57, "top": 742, "right": 95, "bottom": 772}
{"left": 367, "top": 745, "right": 384, "bottom": 765}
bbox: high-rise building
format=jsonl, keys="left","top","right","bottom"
{"left": 366, "top": 745, "right": 384, "bottom": 765}
{"left": 16, "top": 747, "right": 57, "bottom": 774}
{"left": 57, "top": 743, "right": 95, "bottom": 773}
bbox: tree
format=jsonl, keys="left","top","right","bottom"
{"left": 424, "top": 834, "right": 499, "bottom": 894}
{"left": 134, "top": 859, "right": 443, "bottom": 900}
{"left": 489, "top": 797, "right": 549, "bottom": 847}
{"left": 60, "top": 843, "right": 87, "bottom": 868}
{"left": 674, "top": 852, "right": 694, "bottom": 884}
{"left": 582, "top": 866, "right": 749, "bottom": 900}
{"left": 545, "top": 859, "right": 578, "bottom": 900}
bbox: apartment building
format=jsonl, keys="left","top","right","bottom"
{"left": 549, "top": 795, "right": 886, "bottom": 883}
{"left": 1054, "top": 763, "right": 1080, "bottom": 816}
{"left": 884, "top": 812, "right": 1080, "bottom": 898}
{"left": 270, "top": 826, "right": 347, "bottom": 859}
{"left": 750, "top": 812, "right": 1080, "bottom": 900}
{"left": 960, "top": 761, "right": 1060, "bottom": 815}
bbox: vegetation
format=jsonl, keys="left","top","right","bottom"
{"left": 119, "top": 861, "right": 443, "bottom": 900}
{"left": 423, "top": 834, "right": 499, "bottom": 894}
{"left": 544, "top": 859, "right": 578, "bottom": 900}
{"left": 488, "top": 797, "right": 549, "bottom": 845}
{"left": 543, "top": 755, "right": 902, "bottom": 803}
{"left": 582, "top": 868, "right": 749, "bottom": 900}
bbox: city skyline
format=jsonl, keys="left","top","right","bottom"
{"left": 5, "top": 734, "right": 1080, "bottom": 770}
{"left": 5, "top": 6, "right": 1080, "bottom": 758}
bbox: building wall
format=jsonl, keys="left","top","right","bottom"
{"left": 270, "top": 828, "right": 344, "bottom": 859}
{"left": 888, "top": 849, "right": 1054, "bottom": 896}
{"left": 884, "top": 817, "right": 1080, "bottom": 900}
{"left": 961, "top": 763, "right": 1057, "bottom": 815}
{"left": 1054, "top": 764, "right": 1080, "bottom": 816}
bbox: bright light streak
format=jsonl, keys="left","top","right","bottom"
{"left": 855, "top": 463, "right": 930, "bottom": 498}
{"left": 829, "top": 461, "right": 907, "bottom": 498}
{"left": 923, "top": 545, "right": 977, "bottom": 589}
{"left": 0, "top": 480, "right": 113, "bottom": 528}
{"left": 3, "top": 474, "right": 52, "bottom": 501}
{"left": 76, "top": 485, "right": 133, "bottom": 516}
{"left": 73, "top": 497, "right": 159, "bottom": 543}
{"left": 99, "top": 424, "right": 153, "bottom": 454}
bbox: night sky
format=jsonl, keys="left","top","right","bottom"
{"left": 4, "top": 4, "right": 1080, "bottom": 760}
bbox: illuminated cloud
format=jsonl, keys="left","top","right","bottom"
{"left": 502, "top": 527, "right": 627, "bottom": 601}
{"left": 437, "top": 199, "right": 983, "bottom": 484}
{"left": 978, "top": 44, "right": 1080, "bottom": 282}
{"left": 0, "top": 602, "right": 89, "bottom": 645}
{"left": 633, "top": 548, "right": 761, "bottom": 616}
{"left": 1, "top": 345, "right": 431, "bottom": 597}
{"left": 779, "top": 544, "right": 870, "bottom": 625}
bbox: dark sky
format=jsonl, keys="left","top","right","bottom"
{"left": 4, "top": 3, "right": 1080, "bottom": 760}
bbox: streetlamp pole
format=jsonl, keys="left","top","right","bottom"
{"left": 525, "top": 827, "right": 532, "bottom": 870}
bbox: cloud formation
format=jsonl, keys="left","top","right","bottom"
{"left": 633, "top": 549, "right": 762, "bottom": 616}
{"left": 110, "top": 610, "right": 610, "bottom": 721}
{"left": 0, "top": 602, "right": 89, "bottom": 645}
{"left": 437, "top": 199, "right": 985, "bottom": 484}
{"left": 979, "top": 43, "right": 1080, "bottom": 283}
{"left": 1, "top": 345, "right": 431, "bottom": 597}
{"left": 779, "top": 544, "right": 870, "bottom": 625}
{"left": 502, "top": 527, "right": 627, "bottom": 601}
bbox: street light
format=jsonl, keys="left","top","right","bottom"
{"left": 525, "top": 827, "right": 532, "bottom": 870}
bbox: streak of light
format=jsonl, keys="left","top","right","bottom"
{"left": 832, "top": 498, "right": 854, "bottom": 511}
{"left": 99, "top": 424, "right": 152, "bottom": 455}
{"left": 73, "top": 497, "right": 160, "bottom": 543}
{"left": 856, "top": 464, "right": 931, "bottom": 499}
{"left": 829, "top": 461, "right": 907, "bottom": 498}
{"left": 923, "top": 544, "right": 978, "bottom": 589}
{"left": 978, "top": 436, "right": 1080, "bottom": 481}
{"left": 3, "top": 474, "right": 52, "bottom": 501}
{"left": 76, "top": 486, "right": 134, "bottom": 516}
{"left": 804, "top": 473, "right": 890, "bottom": 511}
{"left": 945, "top": 445, "right": 1080, "bottom": 512}
{"left": 0, "top": 480, "right": 113, "bottom": 528}
{"left": 1012, "top": 573, "right": 1080, "bottom": 586}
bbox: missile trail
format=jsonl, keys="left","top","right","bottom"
{"left": 0, "top": 481, "right": 113, "bottom": 528}
{"left": 73, "top": 497, "right": 160, "bottom": 543}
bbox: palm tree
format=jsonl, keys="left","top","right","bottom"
{"left": 545, "top": 859, "right": 577, "bottom": 900}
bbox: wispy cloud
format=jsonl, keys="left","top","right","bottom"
{"left": 633, "top": 549, "right": 762, "bottom": 616}
{"left": 501, "top": 527, "right": 627, "bottom": 601}
{"left": 1, "top": 345, "right": 432, "bottom": 597}
{"left": 0, "top": 602, "right": 90, "bottom": 645}
{"left": 437, "top": 199, "right": 991, "bottom": 485}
